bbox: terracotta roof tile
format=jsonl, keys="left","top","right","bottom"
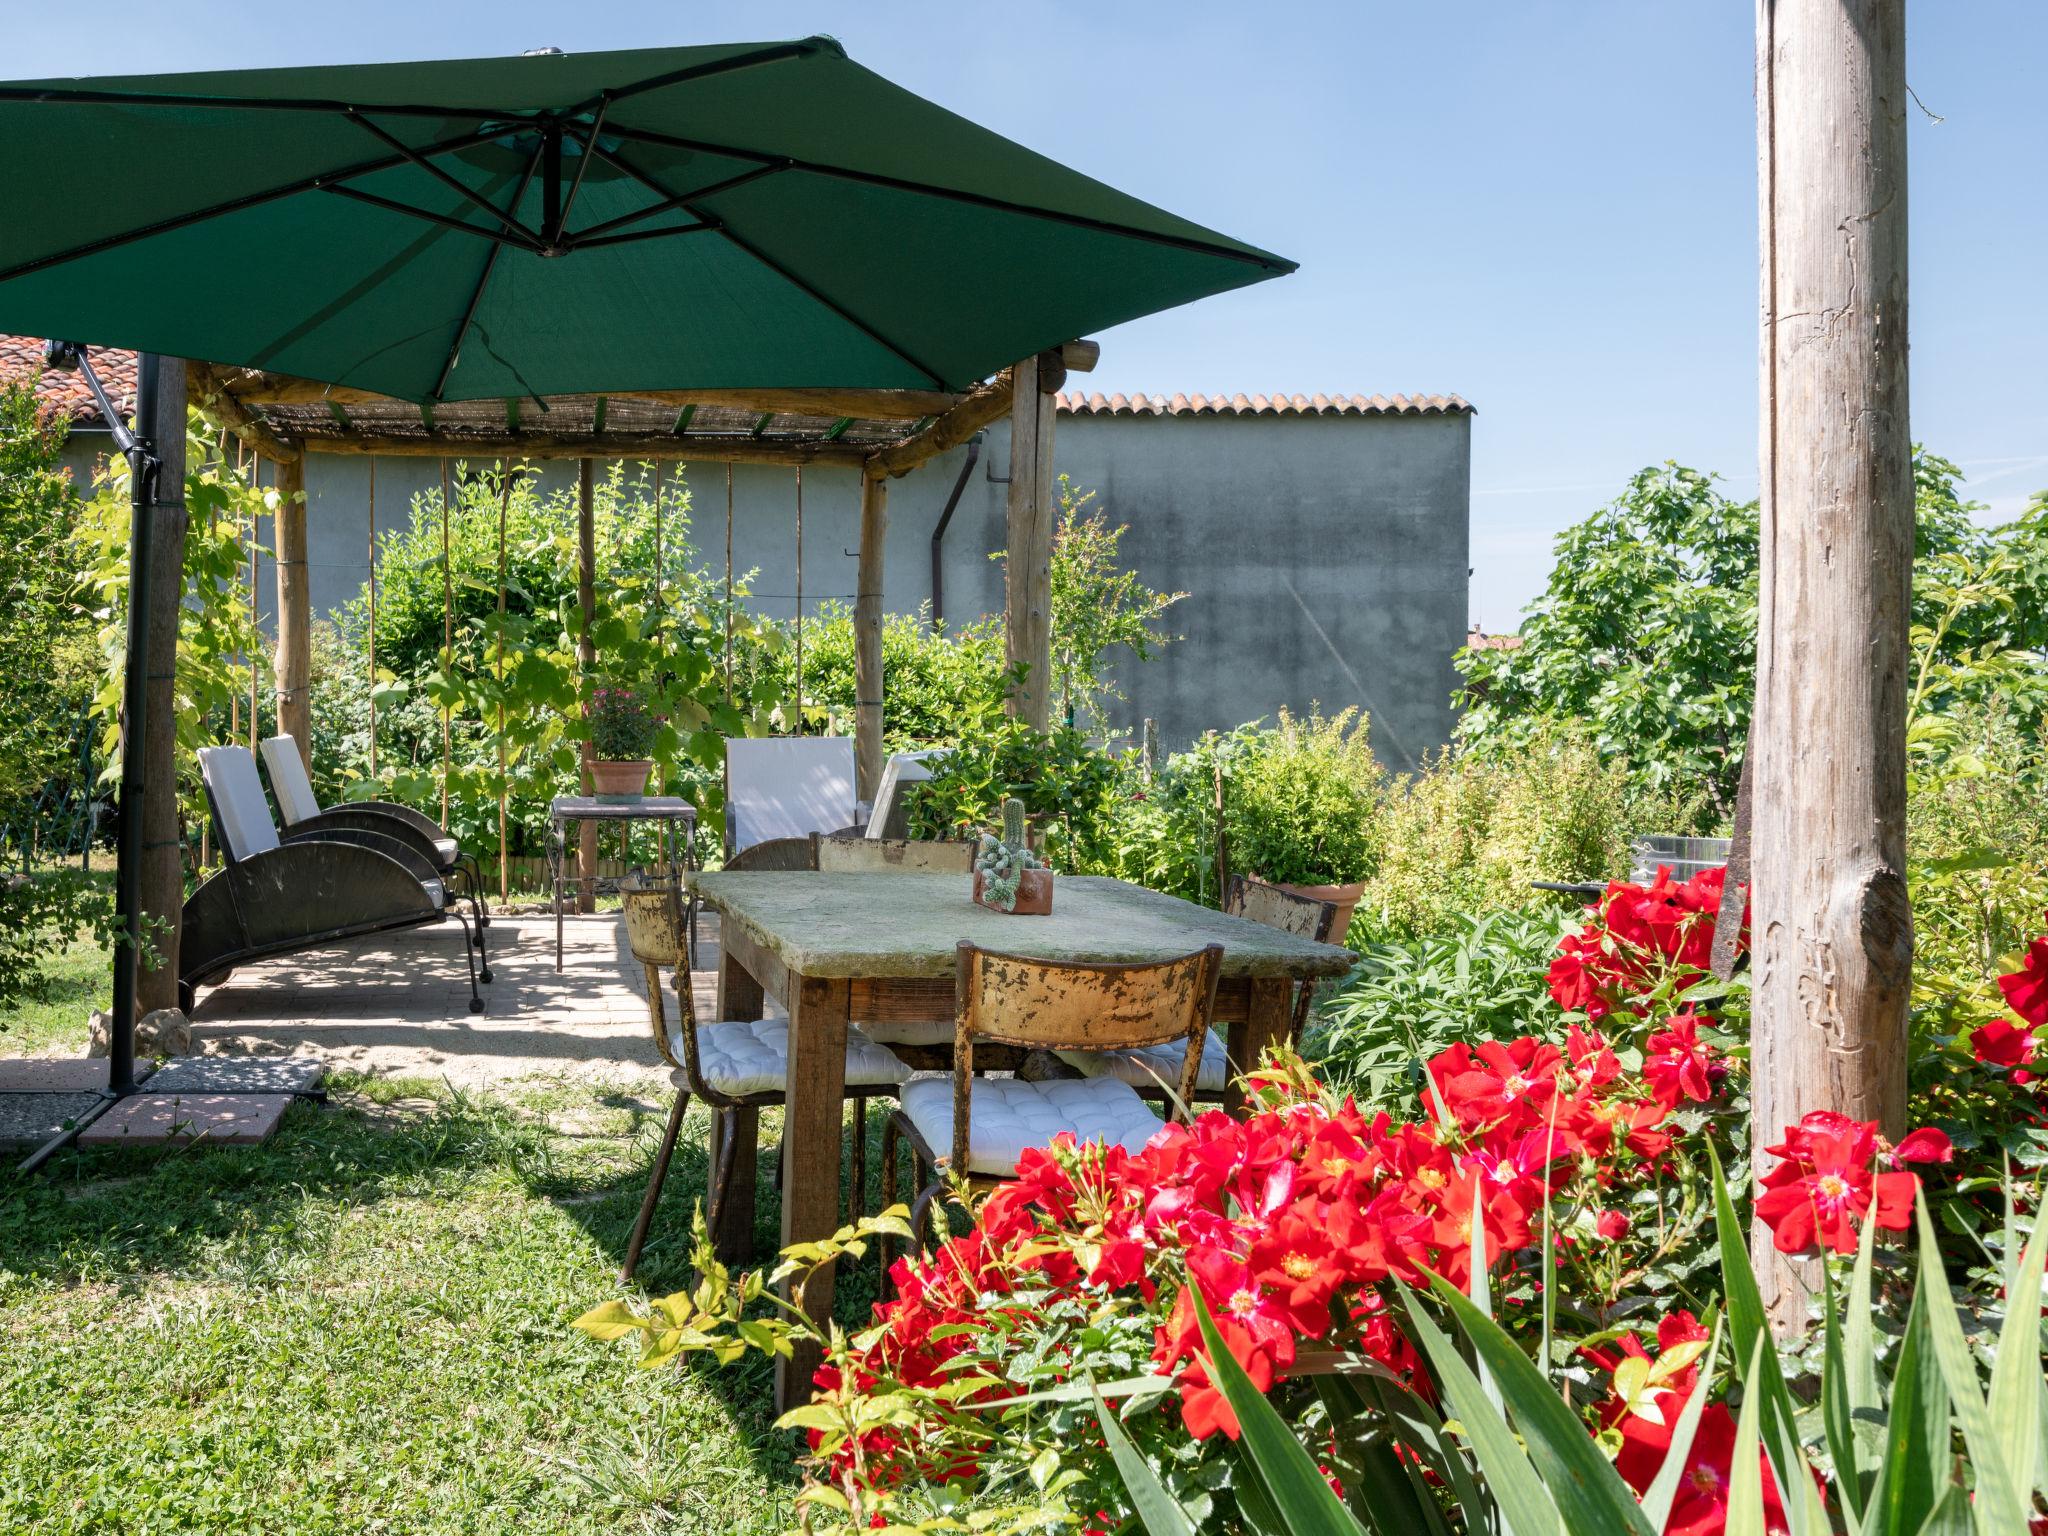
{"left": 0, "top": 335, "right": 135, "bottom": 428}
{"left": 1055, "top": 390, "right": 1472, "bottom": 418}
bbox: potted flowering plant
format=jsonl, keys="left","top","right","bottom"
{"left": 587, "top": 685, "right": 658, "bottom": 797}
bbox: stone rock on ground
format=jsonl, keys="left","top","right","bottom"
{"left": 86, "top": 1007, "right": 194, "bottom": 1059}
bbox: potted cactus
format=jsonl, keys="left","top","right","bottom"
{"left": 971, "top": 797, "right": 1052, "bottom": 914}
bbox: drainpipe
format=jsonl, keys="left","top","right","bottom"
{"left": 928, "top": 433, "right": 984, "bottom": 630}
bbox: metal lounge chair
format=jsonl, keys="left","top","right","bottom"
{"left": 881, "top": 940, "right": 1222, "bottom": 1279}
{"left": 617, "top": 871, "right": 912, "bottom": 1283}
{"left": 1051, "top": 875, "right": 1342, "bottom": 1103}
{"left": 260, "top": 734, "right": 492, "bottom": 981}
{"left": 179, "top": 745, "right": 484, "bottom": 1015}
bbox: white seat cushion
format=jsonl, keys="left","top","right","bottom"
{"left": 434, "top": 837, "right": 459, "bottom": 866}
{"left": 899, "top": 1074, "right": 1165, "bottom": 1177}
{"left": 199, "top": 746, "right": 281, "bottom": 860}
{"left": 423, "top": 878, "right": 446, "bottom": 911}
{"left": 855, "top": 1016, "right": 953, "bottom": 1048}
{"left": 667, "top": 1019, "right": 911, "bottom": 1098}
{"left": 258, "top": 735, "right": 323, "bottom": 825}
{"left": 1055, "top": 1029, "right": 1228, "bottom": 1095}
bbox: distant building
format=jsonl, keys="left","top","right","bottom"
{"left": 6, "top": 338, "right": 1473, "bottom": 770}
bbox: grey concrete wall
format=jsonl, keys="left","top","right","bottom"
{"left": 62, "top": 410, "right": 1470, "bottom": 772}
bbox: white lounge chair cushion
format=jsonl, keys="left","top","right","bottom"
{"left": 423, "top": 879, "right": 446, "bottom": 911}
{"left": 726, "top": 737, "right": 856, "bottom": 852}
{"left": 668, "top": 1019, "right": 911, "bottom": 1098}
{"left": 258, "top": 735, "right": 323, "bottom": 825}
{"left": 433, "top": 837, "right": 459, "bottom": 866}
{"left": 899, "top": 1074, "right": 1165, "bottom": 1177}
{"left": 855, "top": 1016, "right": 953, "bottom": 1048}
{"left": 198, "top": 745, "right": 281, "bottom": 860}
{"left": 1055, "top": 1029, "right": 1229, "bottom": 1095}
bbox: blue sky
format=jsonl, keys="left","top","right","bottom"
{"left": 11, "top": 2, "right": 2042, "bottom": 629}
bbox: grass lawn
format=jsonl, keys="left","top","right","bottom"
{"left": 0, "top": 992, "right": 863, "bottom": 1533}
{"left": 1, "top": 935, "right": 111, "bottom": 1057}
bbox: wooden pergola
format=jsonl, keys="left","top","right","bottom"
{"left": 184, "top": 338, "right": 1099, "bottom": 818}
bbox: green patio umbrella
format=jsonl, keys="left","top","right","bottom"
{"left": 0, "top": 37, "right": 1292, "bottom": 399}
{"left": 0, "top": 38, "right": 1293, "bottom": 1122}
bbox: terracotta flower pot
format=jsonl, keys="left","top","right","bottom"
{"left": 1264, "top": 875, "right": 1366, "bottom": 941}
{"left": 972, "top": 867, "right": 1053, "bottom": 915}
{"left": 589, "top": 758, "right": 652, "bottom": 797}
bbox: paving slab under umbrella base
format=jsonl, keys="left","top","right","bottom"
{"left": 0, "top": 1091, "right": 107, "bottom": 1150}
{"left": 142, "top": 1057, "right": 325, "bottom": 1097}
{"left": 0, "top": 1059, "right": 152, "bottom": 1095}
{"left": 77, "top": 1093, "right": 292, "bottom": 1148}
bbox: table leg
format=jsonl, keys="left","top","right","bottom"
{"left": 711, "top": 942, "right": 766, "bottom": 1266}
{"left": 775, "top": 971, "right": 851, "bottom": 1414}
{"left": 549, "top": 818, "right": 565, "bottom": 972}
{"left": 1225, "top": 977, "right": 1294, "bottom": 1116}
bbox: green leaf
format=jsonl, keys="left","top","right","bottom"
{"left": 1985, "top": 1189, "right": 2048, "bottom": 1517}
{"left": 1091, "top": 1385, "right": 1196, "bottom": 1536}
{"left": 1641, "top": 1314, "right": 1723, "bottom": 1535}
{"left": 1401, "top": 1289, "right": 1560, "bottom": 1536}
{"left": 1908, "top": 1487, "right": 1975, "bottom": 1536}
{"left": 1858, "top": 1276, "right": 1947, "bottom": 1536}
{"left": 1425, "top": 1274, "right": 1654, "bottom": 1536}
{"left": 1910, "top": 1194, "right": 2022, "bottom": 1533}
{"left": 1186, "top": 1286, "right": 1363, "bottom": 1536}
{"left": 1725, "top": 1340, "right": 1770, "bottom": 1536}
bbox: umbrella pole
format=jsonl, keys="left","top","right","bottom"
{"left": 439, "top": 459, "right": 452, "bottom": 829}
{"left": 496, "top": 463, "right": 510, "bottom": 903}
{"left": 793, "top": 465, "right": 803, "bottom": 735}
{"left": 723, "top": 465, "right": 733, "bottom": 705}
{"left": 367, "top": 458, "right": 377, "bottom": 778}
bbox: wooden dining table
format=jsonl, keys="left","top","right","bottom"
{"left": 690, "top": 869, "right": 1357, "bottom": 1409}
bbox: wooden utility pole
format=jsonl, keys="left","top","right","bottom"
{"left": 853, "top": 474, "right": 889, "bottom": 803}
{"left": 576, "top": 459, "right": 598, "bottom": 912}
{"left": 1003, "top": 352, "right": 1059, "bottom": 731}
{"left": 135, "top": 356, "right": 189, "bottom": 1018}
{"left": 1750, "top": 0, "right": 1913, "bottom": 1330}
{"left": 272, "top": 453, "right": 311, "bottom": 772}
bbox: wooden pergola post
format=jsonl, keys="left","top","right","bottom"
{"left": 1750, "top": 0, "right": 1913, "bottom": 1330}
{"left": 135, "top": 356, "right": 190, "bottom": 1019}
{"left": 272, "top": 453, "right": 311, "bottom": 772}
{"left": 853, "top": 474, "right": 889, "bottom": 803}
{"left": 1003, "top": 352, "right": 1061, "bottom": 731}
{"left": 576, "top": 458, "right": 598, "bottom": 912}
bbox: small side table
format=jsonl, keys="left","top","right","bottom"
{"left": 548, "top": 796, "right": 699, "bottom": 972}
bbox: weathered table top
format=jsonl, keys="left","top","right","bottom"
{"left": 549, "top": 796, "right": 698, "bottom": 822}
{"left": 692, "top": 872, "right": 1356, "bottom": 980}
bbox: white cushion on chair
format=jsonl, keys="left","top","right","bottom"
{"left": 259, "top": 735, "right": 323, "bottom": 825}
{"left": 855, "top": 1016, "right": 953, "bottom": 1048}
{"left": 668, "top": 1019, "right": 912, "bottom": 1098}
{"left": 1055, "top": 1029, "right": 1229, "bottom": 1095}
{"left": 198, "top": 746, "right": 281, "bottom": 860}
{"left": 726, "top": 737, "right": 857, "bottom": 852}
{"left": 434, "top": 837, "right": 459, "bottom": 865}
{"left": 423, "top": 879, "right": 446, "bottom": 911}
{"left": 899, "top": 1074, "right": 1165, "bottom": 1177}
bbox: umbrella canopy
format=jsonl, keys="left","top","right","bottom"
{"left": 0, "top": 38, "right": 1292, "bottom": 402}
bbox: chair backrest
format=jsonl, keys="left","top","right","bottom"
{"left": 725, "top": 737, "right": 856, "bottom": 854}
{"left": 1224, "top": 874, "right": 1341, "bottom": 944}
{"left": 950, "top": 941, "right": 1222, "bottom": 1165}
{"left": 866, "top": 750, "right": 937, "bottom": 839}
{"left": 724, "top": 836, "right": 819, "bottom": 872}
{"left": 816, "top": 834, "right": 973, "bottom": 875}
{"left": 198, "top": 745, "right": 281, "bottom": 863}
{"left": 259, "top": 735, "right": 323, "bottom": 825}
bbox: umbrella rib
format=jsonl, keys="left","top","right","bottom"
{"left": 567, "top": 223, "right": 719, "bottom": 252}
{"left": 560, "top": 158, "right": 786, "bottom": 245}
{"left": 554, "top": 96, "right": 609, "bottom": 236}
{"left": 556, "top": 39, "right": 829, "bottom": 119}
{"left": 0, "top": 123, "right": 513, "bottom": 284}
{"left": 603, "top": 124, "right": 1293, "bottom": 273}
{"left": 587, "top": 142, "right": 949, "bottom": 388}
{"left": 433, "top": 133, "right": 546, "bottom": 401}
{"left": 346, "top": 109, "right": 546, "bottom": 247}
{"left": 319, "top": 183, "right": 541, "bottom": 250}
{"left": 0, "top": 85, "right": 532, "bottom": 119}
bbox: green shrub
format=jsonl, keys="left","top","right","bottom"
{"left": 1308, "top": 903, "right": 1577, "bottom": 1109}
{"left": 748, "top": 601, "right": 1008, "bottom": 747}
{"left": 1362, "top": 726, "right": 1694, "bottom": 940}
{"left": 1221, "top": 706, "right": 1383, "bottom": 888}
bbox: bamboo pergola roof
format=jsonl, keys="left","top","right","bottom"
{"left": 186, "top": 357, "right": 1048, "bottom": 478}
